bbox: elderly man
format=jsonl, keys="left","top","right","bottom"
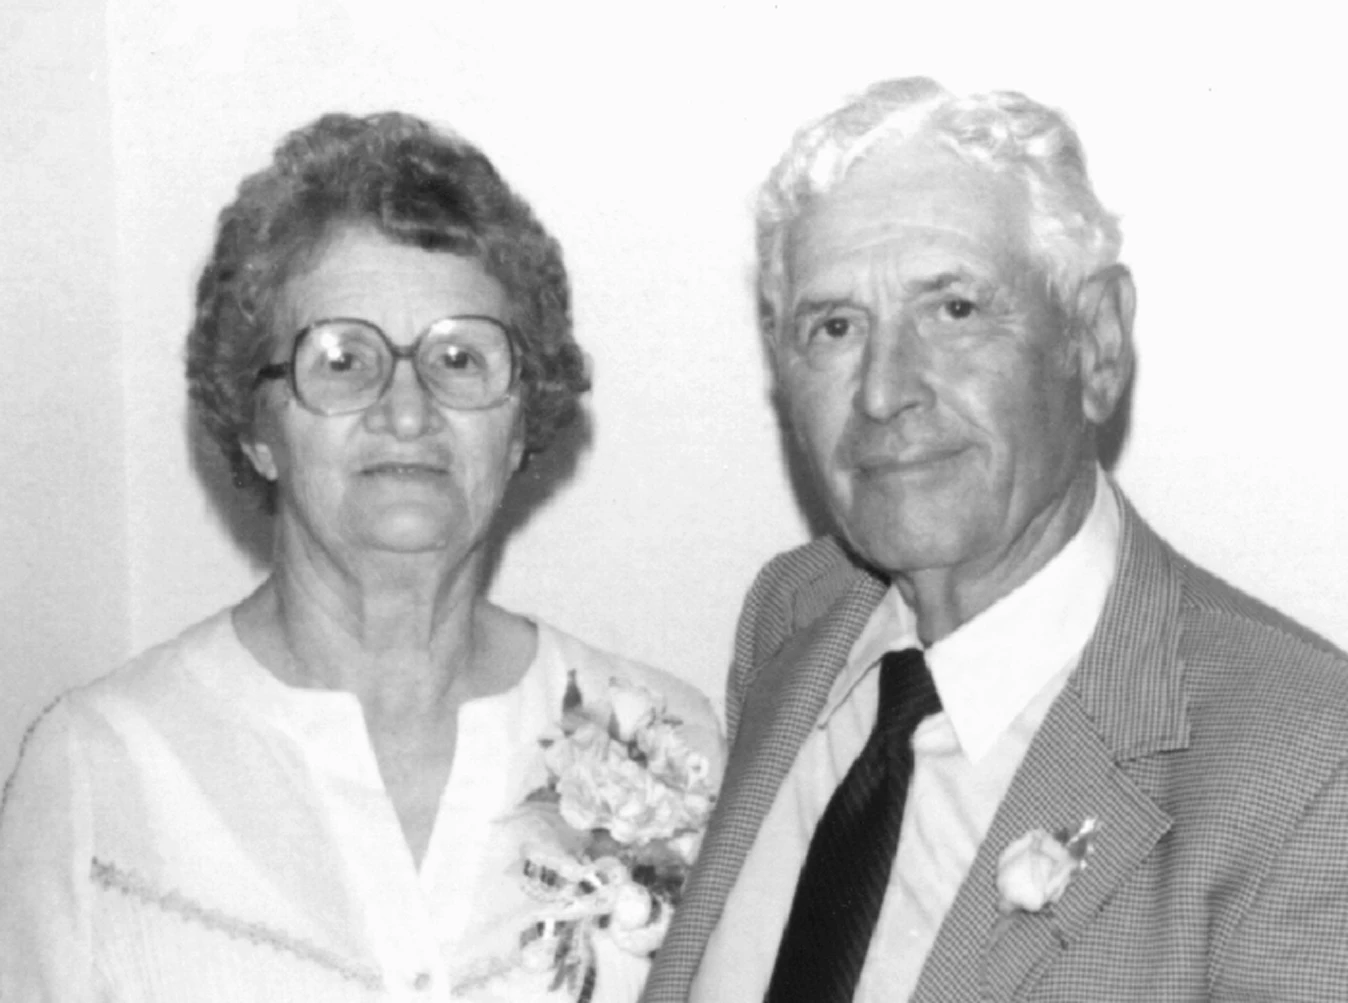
{"left": 645, "top": 78, "right": 1348, "bottom": 1002}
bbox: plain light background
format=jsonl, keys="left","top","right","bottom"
{"left": 4, "top": 0, "right": 1347, "bottom": 779}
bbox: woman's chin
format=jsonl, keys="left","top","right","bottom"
{"left": 349, "top": 505, "right": 464, "bottom": 556}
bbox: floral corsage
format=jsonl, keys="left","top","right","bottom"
{"left": 996, "top": 818, "right": 1098, "bottom": 915}
{"left": 491, "top": 671, "right": 716, "bottom": 1001}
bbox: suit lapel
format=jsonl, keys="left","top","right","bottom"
{"left": 915, "top": 687, "right": 1174, "bottom": 1002}
{"left": 914, "top": 491, "right": 1190, "bottom": 1003}
{"left": 731, "top": 570, "right": 889, "bottom": 810}
{"left": 659, "top": 568, "right": 887, "bottom": 999}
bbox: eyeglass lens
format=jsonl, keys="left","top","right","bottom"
{"left": 294, "top": 317, "right": 514, "bottom": 414}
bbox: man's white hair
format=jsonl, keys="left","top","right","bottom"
{"left": 756, "top": 77, "right": 1122, "bottom": 336}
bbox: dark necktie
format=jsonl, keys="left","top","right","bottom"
{"left": 763, "top": 648, "right": 942, "bottom": 1003}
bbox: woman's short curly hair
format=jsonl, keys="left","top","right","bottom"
{"left": 186, "top": 111, "right": 588, "bottom": 509}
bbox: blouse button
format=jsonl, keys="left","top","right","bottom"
{"left": 412, "top": 971, "right": 431, "bottom": 991}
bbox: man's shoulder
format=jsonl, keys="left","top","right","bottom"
{"left": 1114, "top": 510, "right": 1348, "bottom": 764}
{"left": 746, "top": 536, "right": 870, "bottom": 618}
{"left": 1169, "top": 549, "right": 1348, "bottom": 718}
{"left": 1111, "top": 491, "right": 1347, "bottom": 684}
{"left": 1175, "top": 552, "right": 1345, "bottom": 663}
{"left": 1106, "top": 523, "right": 1348, "bottom": 912}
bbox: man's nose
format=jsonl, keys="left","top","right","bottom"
{"left": 856, "top": 318, "right": 934, "bottom": 421}
{"left": 365, "top": 358, "right": 442, "bottom": 437}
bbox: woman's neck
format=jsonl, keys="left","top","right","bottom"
{"left": 238, "top": 541, "right": 491, "bottom": 720}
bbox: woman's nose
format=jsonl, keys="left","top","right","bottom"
{"left": 364, "top": 358, "right": 442, "bottom": 437}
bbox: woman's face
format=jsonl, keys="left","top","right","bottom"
{"left": 245, "top": 226, "right": 524, "bottom": 566}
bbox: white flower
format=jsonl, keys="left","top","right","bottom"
{"left": 608, "top": 679, "right": 662, "bottom": 741}
{"left": 637, "top": 721, "right": 711, "bottom": 791}
{"left": 609, "top": 882, "right": 654, "bottom": 931}
{"left": 668, "top": 830, "right": 703, "bottom": 864}
{"left": 550, "top": 726, "right": 701, "bottom": 844}
{"left": 996, "top": 819, "right": 1097, "bottom": 914}
{"left": 543, "top": 721, "right": 610, "bottom": 776}
{"left": 605, "top": 888, "right": 671, "bottom": 956}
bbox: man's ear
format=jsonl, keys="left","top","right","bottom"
{"left": 1073, "top": 264, "right": 1136, "bottom": 425}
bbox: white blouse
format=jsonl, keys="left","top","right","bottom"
{"left": 0, "top": 610, "right": 720, "bottom": 1003}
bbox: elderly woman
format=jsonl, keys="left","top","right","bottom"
{"left": 0, "top": 113, "right": 720, "bottom": 1003}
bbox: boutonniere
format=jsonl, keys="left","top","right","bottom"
{"left": 996, "top": 818, "right": 1098, "bottom": 915}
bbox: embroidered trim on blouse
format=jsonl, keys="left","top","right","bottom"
{"left": 90, "top": 857, "right": 385, "bottom": 991}
{"left": 448, "top": 953, "right": 517, "bottom": 996}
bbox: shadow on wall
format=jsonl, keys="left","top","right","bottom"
{"left": 186, "top": 407, "right": 594, "bottom": 590}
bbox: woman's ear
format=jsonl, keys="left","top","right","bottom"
{"left": 1073, "top": 264, "right": 1137, "bottom": 425}
{"left": 506, "top": 387, "right": 530, "bottom": 476}
{"left": 241, "top": 437, "right": 279, "bottom": 482}
{"left": 240, "top": 382, "right": 283, "bottom": 481}
{"left": 508, "top": 431, "right": 526, "bottom": 475}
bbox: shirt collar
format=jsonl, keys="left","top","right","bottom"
{"left": 822, "top": 468, "right": 1122, "bottom": 763}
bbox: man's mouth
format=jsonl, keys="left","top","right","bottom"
{"left": 851, "top": 444, "right": 967, "bottom": 476}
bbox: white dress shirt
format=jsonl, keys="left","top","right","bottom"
{"left": 693, "top": 470, "right": 1121, "bottom": 1003}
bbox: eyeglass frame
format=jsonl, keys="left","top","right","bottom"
{"left": 253, "top": 313, "right": 521, "bottom": 416}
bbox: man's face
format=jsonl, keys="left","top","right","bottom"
{"left": 776, "top": 134, "right": 1097, "bottom": 584}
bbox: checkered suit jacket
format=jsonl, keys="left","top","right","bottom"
{"left": 644, "top": 487, "right": 1348, "bottom": 1001}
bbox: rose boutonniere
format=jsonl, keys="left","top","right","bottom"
{"left": 996, "top": 818, "right": 1098, "bottom": 915}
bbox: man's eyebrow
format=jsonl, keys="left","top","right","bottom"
{"left": 790, "top": 297, "right": 856, "bottom": 321}
{"left": 905, "top": 270, "right": 979, "bottom": 295}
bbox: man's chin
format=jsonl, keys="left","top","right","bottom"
{"left": 841, "top": 498, "right": 979, "bottom": 579}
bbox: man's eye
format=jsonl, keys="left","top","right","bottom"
{"left": 807, "top": 315, "right": 866, "bottom": 343}
{"left": 942, "top": 298, "right": 976, "bottom": 320}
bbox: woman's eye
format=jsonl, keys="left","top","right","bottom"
{"left": 433, "top": 345, "right": 484, "bottom": 372}
{"left": 323, "top": 350, "right": 364, "bottom": 374}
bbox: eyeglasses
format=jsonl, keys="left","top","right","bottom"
{"left": 254, "top": 315, "right": 518, "bottom": 415}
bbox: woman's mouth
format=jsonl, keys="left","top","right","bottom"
{"left": 361, "top": 462, "right": 448, "bottom": 479}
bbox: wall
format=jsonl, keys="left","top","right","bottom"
{"left": 4, "top": 0, "right": 1346, "bottom": 773}
{"left": 0, "top": 2, "right": 129, "bottom": 779}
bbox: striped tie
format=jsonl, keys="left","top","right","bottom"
{"left": 763, "top": 648, "right": 941, "bottom": 1003}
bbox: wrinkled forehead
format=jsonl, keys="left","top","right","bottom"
{"left": 270, "top": 224, "right": 508, "bottom": 351}
{"left": 785, "top": 133, "right": 1037, "bottom": 294}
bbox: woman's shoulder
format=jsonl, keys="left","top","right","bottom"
{"left": 3, "top": 609, "right": 242, "bottom": 813}
{"left": 532, "top": 620, "right": 719, "bottom": 733}
{"left": 32, "top": 609, "right": 241, "bottom": 736}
